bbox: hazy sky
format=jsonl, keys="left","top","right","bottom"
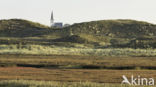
{"left": 0, "top": 0, "right": 156, "bottom": 26}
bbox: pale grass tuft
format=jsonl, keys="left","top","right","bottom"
{"left": 0, "top": 45, "right": 156, "bottom": 56}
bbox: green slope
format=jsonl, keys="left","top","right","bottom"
{"left": 62, "top": 19, "right": 156, "bottom": 48}
{"left": 0, "top": 19, "right": 156, "bottom": 48}
{"left": 68, "top": 19, "right": 156, "bottom": 38}
{"left": 0, "top": 19, "right": 50, "bottom": 37}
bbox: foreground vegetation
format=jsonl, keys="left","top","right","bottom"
{"left": 0, "top": 80, "right": 154, "bottom": 87}
{"left": 0, "top": 55, "right": 156, "bottom": 70}
{"left": 0, "top": 55, "right": 155, "bottom": 83}
{"left": 0, "top": 67, "right": 156, "bottom": 83}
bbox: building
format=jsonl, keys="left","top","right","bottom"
{"left": 50, "top": 11, "right": 63, "bottom": 28}
{"left": 53, "top": 22, "right": 63, "bottom": 28}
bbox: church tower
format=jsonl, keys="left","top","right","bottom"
{"left": 50, "top": 11, "right": 54, "bottom": 27}
{"left": 50, "top": 11, "right": 63, "bottom": 28}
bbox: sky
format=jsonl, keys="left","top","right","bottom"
{"left": 0, "top": 0, "right": 156, "bottom": 26}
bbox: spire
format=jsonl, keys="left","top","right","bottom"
{"left": 50, "top": 11, "right": 54, "bottom": 26}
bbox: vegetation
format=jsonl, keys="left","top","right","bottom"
{"left": 0, "top": 45, "right": 156, "bottom": 57}
{"left": 0, "top": 80, "right": 153, "bottom": 87}
{"left": 70, "top": 19, "right": 156, "bottom": 38}
{"left": 0, "top": 19, "right": 156, "bottom": 86}
{"left": 0, "top": 19, "right": 156, "bottom": 48}
{"left": 0, "top": 55, "right": 156, "bottom": 70}
{"left": 0, "top": 19, "right": 51, "bottom": 37}
{"left": 0, "top": 55, "right": 154, "bottom": 84}
{"left": 66, "top": 20, "right": 156, "bottom": 48}
{"left": 0, "top": 67, "right": 156, "bottom": 84}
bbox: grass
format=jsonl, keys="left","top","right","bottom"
{"left": 0, "top": 55, "right": 156, "bottom": 70}
{"left": 69, "top": 19, "right": 156, "bottom": 39}
{"left": 1, "top": 19, "right": 156, "bottom": 49}
{"left": 0, "top": 80, "right": 153, "bottom": 87}
{"left": 0, "top": 45, "right": 156, "bottom": 56}
{"left": 0, "top": 55, "right": 154, "bottom": 86}
{"left": 0, "top": 55, "right": 155, "bottom": 83}
{"left": 0, "top": 67, "right": 156, "bottom": 83}
{"left": 0, "top": 19, "right": 156, "bottom": 87}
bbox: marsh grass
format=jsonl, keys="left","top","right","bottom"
{"left": 0, "top": 55, "right": 156, "bottom": 70}
{"left": 0, "top": 80, "right": 154, "bottom": 87}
